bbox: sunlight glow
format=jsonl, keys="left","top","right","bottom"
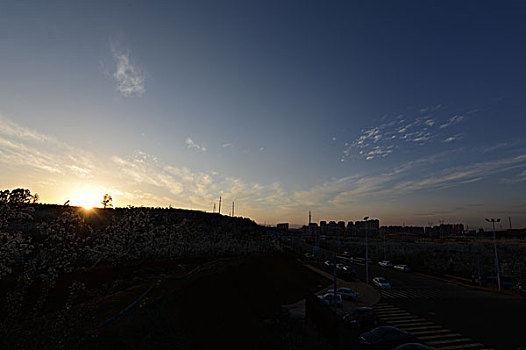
{"left": 69, "top": 188, "right": 101, "bottom": 209}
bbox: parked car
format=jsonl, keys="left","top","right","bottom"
{"left": 372, "top": 277, "right": 391, "bottom": 289}
{"left": 342, "top": 265, "right": 357, "bottom": 277}
{"left": 317, "top": 292, "right": 343, "bottom": 307}
{"left": 336, "top": 263, "right": 345, "bottom": 271}
{"left": 358, "top": 326, "right": 414, "bottom": 349}
{"left": 343, "top": 307, "right": 378, "bottom": 328}
{"left": 394, "top": 343, "right": 436, "bottom": 350}
{"left": 324, "top": 260, "right": 334, "bottom": 268}
{"left": 378, "top": 260, "right": 393, "bottom": 268}
{"left": 394, "top": 264, "right": 410, "bottom": 272}
{"left": 516, "top": 281, "right": 526, "bottom": 295}
{"left": 328, "top": 287, "right": 359, "bottom": 300}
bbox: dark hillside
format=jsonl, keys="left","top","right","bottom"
{"left": 96, "top": 253, "right": 331, "bottom": 349}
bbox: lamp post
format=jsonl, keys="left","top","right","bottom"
{"left": 485, "top": 218, "right": 501, "bottom": 291}
{"left": 364, "top": 216, "right": 369, "bottom": 285}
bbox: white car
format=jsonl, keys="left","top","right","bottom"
{"left": 372, "top": 277, "right": 391, "bottom": 289}
{"left": 318, "top": 292, "right": 343, "bottom": 307}
{"left": 394, "top": 264, "right": 410, "bottom": 272}
{"left": 327, "top": 287, "right": 359, "bottom": 300}
{"left": 378, "top": 260, "right": 393, "bottom": 268}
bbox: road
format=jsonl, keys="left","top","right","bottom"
{"left": 350, "top": 260, "right": 526, "bottom": 349}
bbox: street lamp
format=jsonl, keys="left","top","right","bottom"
{"left": 364, "top": 216, "right": 369, "bottom": 285}
{"left": 485, "top": 218, "right": 501, "bottom": 291}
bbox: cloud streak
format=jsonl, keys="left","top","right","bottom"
{"left": 112, "top": 46, "right": 145, "bottom": 97}
{"left": 185, "top": 138, "right": 207, "bottom": 152}
{"left": 341, "top": 106, "right": 468, "bottom": 161}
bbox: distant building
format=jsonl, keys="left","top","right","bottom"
{"left": 320, "top": 221, "right": 328, "bottom": 234}
{"left": 277, "top": 223, "right": 289, "bottom": 232}
{"left": 355, "top": 219, "right": 380, "bottom": 236}
{"left": 381, "top": 226, "right": 425, "bottom": 235}
{"left": 425, "top": 224, "right": 464, "bottom": 236}
{"left": 302, "top": 222, "right": 319, "bottom": 235}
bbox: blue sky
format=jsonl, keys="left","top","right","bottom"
{"left": 1, "top": 1, "right": 526, "bottom": 228}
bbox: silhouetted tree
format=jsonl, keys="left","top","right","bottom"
{"left": 101, "top": 194, "right": 113, "bottom": 209}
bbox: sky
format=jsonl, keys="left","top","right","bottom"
{"left": 1, "top": 1, "right": 526, "bottom": 229}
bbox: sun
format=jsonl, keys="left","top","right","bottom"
{"left": 69, "top": 191, "right": 101, "bottom": 209}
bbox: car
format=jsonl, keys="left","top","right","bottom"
{"left": 304, "top": 252, "right": 313, "bottom": 259}
{"left": 378, "top": 260, "right": 393, "bottom": 268}
{"left": 324, "top": 260, "right": 334, "bottom": 268}
{"left": 317, "top": 292, "right": 343, "bottom": 307}
{"left": 358, "top": 326, "right": 414, "bottom": 349}
{"left": 372, "top": 277, "right": 391, "bottom": 289}
{"left": 394, "top": 264, "right": 410, "bottom": 272}
{"left": 327, "top": 287, "right": 359, "bottom": 300}
{"left": 341, "top": 265, "right": 357, "bottom": 276}
{"left": 394, "top": 343, "right": 436, "bottom": 350}
{"left": 335, "top": 263, "right": 345, "bottom": 270}
{"left": 516, "top": 282, "right": 526, "bottom": 295}
{"left": 343, "top": 307, "right": 378, "bottom": 328}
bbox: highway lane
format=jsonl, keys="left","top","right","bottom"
{"left": 350, "top": 261, "right": 526, "bottom": 349}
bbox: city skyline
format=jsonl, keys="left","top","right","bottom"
{"left": 1, "top": 1, "right": 526, "bottom": 228}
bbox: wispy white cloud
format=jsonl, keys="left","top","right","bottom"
{"left": 0, "top": 114, "right": 95, "bottom": 177}
{"left": 221, "top": 143, "right": 233, "bottom": 148}
{"left": 341, "top": 106, "right": 468, "bottom": 161}
{"left": 425, "top": 119, "right": 435, "bottom": 127}
{"left": 439, "top": 115, "right": 463, "bottom": 129}
{"left": 501, "top": 170, "right": 526, "bottom": 184}
{"left": 297, "top": 152, "right": 526, "bottom": 208}
{"left": 111, "top": 151, "right": 293, "bottom": 213}
{"left": 185, "top": 137, "right": 207, "bottom": 152}
{"left": 112, "top": 46, "right": 145, "bottom": 97}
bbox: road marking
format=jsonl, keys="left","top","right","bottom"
{"left": 374, "top": 305, "right": 399, "bottom": 310}
{"left": 376, "top": 312, "right": 412, "bottom": 318}
{"left": 418, "top": 333, "right": 461, "bottom": 340}
{"left": 433, "top": 343, "right": 483, "bottom": 350}
{"left": 400, "top": 325, "right": 443, "bottom": 331}
{"left": 375, "top": 311, "right": 411, "bottom": 316}
{"left": 426, "top": 337, "right": 473, "bottom": 345}
{"left": 411, "top": 329, "right": 452, "bottom": 335}
{"left": 381, "top": 314, "right": 420, "bottom": 320}
{"left": 387, "top": 318, "right": 430, "bottom": 323}
{"left": 389, "top": 321, "right": 434, "bottom": 327}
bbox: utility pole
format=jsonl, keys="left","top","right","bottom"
{"left": 485, "top": 218, "right": 501, "bottom": 291}
{"left": 477, "top": 252, "right": 482, "bottom": 287}
{"left": 213, "top": 202, "right": 216, "bottom": 213}
{"left": 364, "top": 216, "right": 369, "bottom": 285}
{"left": 309, "top": 210, "right": 311, "bottom": 225}
{"left": 218, "top": 196, "right": 222, "bottom": 215}
{"left": 509, "top": 216, "right": 512, "bottom": 230}
{"left": 383, "top": 229, "right": 386, "bottom": 260}
{"left": 333, "top": 251, "right": 338, "bottom": 310}
{"left": 232, "top": 201, "right": 235, "bottom": 217}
